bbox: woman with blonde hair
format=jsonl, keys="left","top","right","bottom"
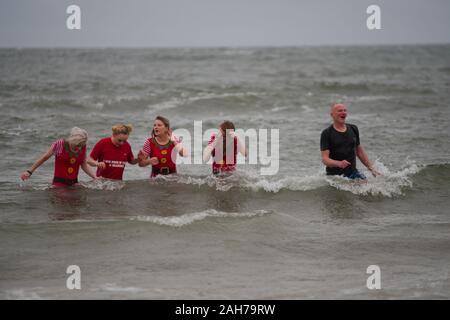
{"left": 87, "top": 124, "right": 143, "bottom": 180}
{"left": 20, "top": 127, "right": 97, "bottom": 187}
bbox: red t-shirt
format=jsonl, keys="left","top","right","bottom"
{"left": 90, "top": 137, "right": 135, "bottom": 180}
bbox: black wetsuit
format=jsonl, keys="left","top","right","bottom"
{"left": 320, "top": 123, "right": 360, "bottom": 177}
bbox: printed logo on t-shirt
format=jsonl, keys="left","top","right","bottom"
{"left": 104, "top": 159, "right": 126, "bottom": 168}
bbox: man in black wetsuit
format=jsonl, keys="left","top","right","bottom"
{"left": 320, "top": 103, "right": 380, "bottom": 179}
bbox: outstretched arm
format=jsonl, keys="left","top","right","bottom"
{"left": 356, "top": 145, "right": 380, "bottom": 176}
{"left": 20, "top": 147, "right": 53, "bottom": 180}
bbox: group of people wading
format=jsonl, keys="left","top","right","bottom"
{"left": 21, "top": 104, "right": 380, "bottom": 187}
{"left": 20, "top": 116, "right": 247, "bottom": 187}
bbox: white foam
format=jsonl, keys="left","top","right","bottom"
{"left": 79, "top": 179, "right": 125, "bottom": 191}
{"left": 147, "top": 92, "right": 263, "bottom": 112}
{"left": 5, "top": 289, "right": 43, "bottom": 300}
{"left": 132, "top": 209, "right": 271, "bottom": 227}
{"left": 171, "top": 161, "right": 421, "bottom": 197}
{"left": 326, "top": 160, "right": 421, "bottom": 197}
{"left": 245, "top": 173, "right": 327, "bottom": 193}
{"left": 100, "top": 283, "right": 146, "bottom": 293}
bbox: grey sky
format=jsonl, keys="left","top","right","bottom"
{"left": 1, "top": 0, "right": 449, "bottom": 47}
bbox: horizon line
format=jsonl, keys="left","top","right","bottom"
{"left": 1, "top": 41, "right": 450, "bottom": 50}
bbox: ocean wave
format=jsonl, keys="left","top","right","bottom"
{"left": 325, "top": 160, "right": 421, "bottom": 197}
{"left": 79, "top": 179, "right": 125, "bottom": 191}
{"left": 0, "top": 126, "right": 35, "bottom": 137}
{"left": 132, "top": 209, "right": 271, "bottom": 227}
{"left": 147, "top": 91, "right": 263, "bottom": 112}
{"left": 19, "top": 161, "right": 443, "bottom": 197}
{"left": 171, "top": 161, "right": 422, "bottom": 196}
{"left": 316, "top": 80, "right": 370, "bottom": 92}
{"left": 100, "top": 284, "right": 146, "bottom": 293}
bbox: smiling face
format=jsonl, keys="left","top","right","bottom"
{"left": 331, "top": 103, "right": 347, "bottom": 125}
{"left": 153, "top": 119, "right": 168, "bottom": 137}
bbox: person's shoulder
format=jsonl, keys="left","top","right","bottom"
{"left": 143, "top": 137, "right": 154, "bottom": 148}
{"left": 124, "top": 140, "right": 133, "bottom": 149}
{"left": 321, "top": 125, "right": 333, "bottom": 135}
{"left": 95, "top": 137, "right": 110, "bottom": 144}
{"left": 347, "top": 123, "right": 359, "bottom": 132}
{"left": 52, "top": 139, "right": 65, "bottom": 149}
{"left": 94, "top": 137, "right": 110, "bottom": 148}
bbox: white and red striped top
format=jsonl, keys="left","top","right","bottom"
{"left": 141, "top": 135, "right": 180, "bottom": 157}
{"left": 51, "top": 139, "right": 86, "bottom": 161}
{"left": 51, "top": 139, "right": 65, "bottom": 157}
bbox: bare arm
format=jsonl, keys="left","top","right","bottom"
{"left": 356, "top": 145, "right": 380, "bottom": 176}
{"left": 236, "top": 137, "right": 247, "bottom": 157}
{"left": 174, "top": 143, "right": 188, "bottom": 158}
{"left": 321, "top": 150, "right": 350, "bottom": 169}
{"left": 20, "top": 147, "right": 53, "bottom": 180}
{"left": 138, "top": 151, "right": 155, "bottom": 167}
{"left": 203, "top": 145, "right": 215, "bottom": 163}
{"left": 87, "top": 156, "right": 107, "bottom": 169}
{"left": 139, "top": 156, "right": 151, "bottom": 167}
{"left": 81, "top": 161, "right": 97, "bottom": 179}
{"left": 129, "top": 158, "right": 139, "bottom": 165}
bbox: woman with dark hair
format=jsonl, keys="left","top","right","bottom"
{"left": 20, "top": 127, "right": 97, "bottom": 187}
{"left": 203, "top": 120, "right": 247, "bottom": 175}
{"left": 138, "top": 116, "right": 188, "bottom": 177}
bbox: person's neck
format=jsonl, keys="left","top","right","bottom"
{"left": 111, "top": 136, "right": 119, "bottom": 147}
{"left": 155, "top": 135, "right": 169, "bottom": 145}
{"left": 333, "top": 122, "right": 347, "bottom": 132}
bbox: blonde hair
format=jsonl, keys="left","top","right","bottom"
{"left": 67, "top": 127, "right": 88, "bottom": 146}
{"left": 112, "top": 124, "right": 133, "bottom": 135}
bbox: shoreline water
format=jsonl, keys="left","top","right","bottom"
{"left": 1, "top": 45, "right": 449, "bottom": 299}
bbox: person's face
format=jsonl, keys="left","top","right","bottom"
{"left": 331, "top": 105, "right": 347, "bottom": 124}
{"left": 112, "top": 133, "right": 128, "bottom": 146}
{"left": 71, "top": 141, "right": 85, "bottom": 150}
{"left": 153, "top": 120, "right": 168, "bottom": 136}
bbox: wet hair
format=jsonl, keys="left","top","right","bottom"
{"left": 112, "top": 124, "right": 133, "bottom": 135}
{"left": 219, "top": 120, "right": 235, "bottom": 158}
{"left": 67, "top": 127, "right": 88, "bottom": 146}
{"left": 152, "top": 115, "right": 170, "bottom": 136}
{"left": 220, "top": 120, "right": 235, "bottom": 133}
